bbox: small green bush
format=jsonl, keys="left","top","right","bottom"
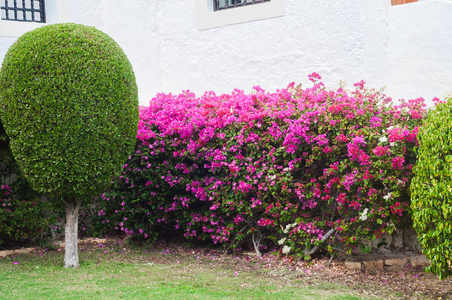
{"left": 0, "top": 120, "right": 55, "bottom": 247}
{"left": 411, "top": 98, "right": 452, "bottom": 279}
{"left": 0, "top": 119, "right": 16, "bottom": 182}
{"left": 0, "top": 180, "right": 55, "bottom": 248}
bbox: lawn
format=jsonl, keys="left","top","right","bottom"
{"left": 0, "top": 240, "right": 385, "bottom": 300}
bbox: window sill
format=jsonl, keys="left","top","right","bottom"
{"left": 195, "top": 0, "right": 284, "bottom": 30}
{"left": 0, "top": 20, "right": 45, "bottom": 37}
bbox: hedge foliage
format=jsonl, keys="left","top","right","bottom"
{"left": 93, "top": 74, "right": 426, "bottom": 256}
{"left": 0, "top": 23, "right": 139, "bottom": 200}
{"left": 411, "top": 97, "right": 452, "bottom": 279}
{"left": 0, "top": 121, "right": 54, "bottom": 247}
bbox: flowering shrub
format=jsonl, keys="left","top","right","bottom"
{"left": 94, "top": 74, "right": 426, "bottom": 256}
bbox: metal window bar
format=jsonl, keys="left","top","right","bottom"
{"left": 1, "top": 0, "right": 46, "bottom": 23}
{"left": 214, "top": 0, "right": 271, "bottom": 11}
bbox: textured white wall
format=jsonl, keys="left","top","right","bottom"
{"left": 386, "top": 0, "right": 452, "bottom": 102}
{"left": 0, "top": 0, "right": 450, "bottom": 105}
{"left": 0, "top": 37, "right": 15, "bottom": 60}
{"left": 69, "top": 0, "right": 388, "bottom": 104}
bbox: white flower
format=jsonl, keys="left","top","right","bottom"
{"left": 359, "top": 208, "right": 369, "bottom": 221}
{"left": 278, "top": 238, "right": 286, "bottom": 245}
{"left": 282, "top": 245, "right": 291, "bottom": 254}
{"left": 383, "top": 193, "right": 392, "bottom": 201}
{"left": 386, "top": 126, "right": 394, "bottom": 132}
{"left": 379, "top": 136, "right": 388, "bottom": 143}
{"left": 284, "top": 223, "right": 297, "bottom": 233}
{"left": 390, "top": 142, "right": 396, "bottom": 147}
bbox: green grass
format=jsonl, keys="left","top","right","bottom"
{"left": 0, "top": 242, "right": 378, "bottom": 300}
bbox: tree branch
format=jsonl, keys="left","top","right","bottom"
{"left": 303, "top": 228, "right": 335, "bottom": 256}
{"left": 252, "top": 230, "right": 262, "bottom": 257}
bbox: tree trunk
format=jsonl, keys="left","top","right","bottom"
{"left": 64, "top": 198, "right": 83, "bottom": 268}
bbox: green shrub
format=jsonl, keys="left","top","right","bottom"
{"left": 0, "top": 181, "right": 55, "bottom": 248}
{"left": 0, "top": 23, "right": 139, "bottom": 267}
{"left": 0, "top": 120, "right": 55, "bottom": 247}
{"left": 0, "top": 118, "right": 16, "bottom": 182}
{"left": 411, "top": 98, "right": 452, "bottom": 279}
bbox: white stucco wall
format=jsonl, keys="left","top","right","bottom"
{"left": 0, "top": 37, "right": 15, "bottom": 60}
{"left": 66, "top": 0, "right": 389, "bottom": 104}
{"left": 0, "top": 0, "right": 450, "bottom": 105}
{"left": 386, "top": 0, "right": 452, "bottom": 102}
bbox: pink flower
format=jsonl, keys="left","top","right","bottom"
{"left": 370, "top": 116, "right": 382, "bottom": 128}
{"left": 343, "top": 170, "right": 358, "bottom": 191}
{"left": 308, "top": 72, "right": 322, "bottom": 82}
{"left": 352, "top": 136, "right": 366, "bottom": 146}
{"left": 373, "top": 145, "right": 388, "bottom": 157}
{"left": 391, "top": 156, "right": 405, "bottom": 169}
{"left": 353, "top": 80, "right": 366, "bottom": 90}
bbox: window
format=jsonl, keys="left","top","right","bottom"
{"left": 214, "top": 0, "right": 271, "bottom": 11}
{"left": 195, "top": 0, "right": 284, "bottom": 30}
{"left": 1, "top": 0, "right": 46, "bottom": 23}
{"left": 0, "top": 0, "right": 69, "bottom": 37}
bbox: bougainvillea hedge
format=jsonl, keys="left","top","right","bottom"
{"left": 92, "top": 74, "right": 427, "bottom": 256}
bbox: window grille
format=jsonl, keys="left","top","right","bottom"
{"left": 1, "top": 0, "right": 46, "bottom": 23}
{"left": 214, "top": 0, "right": 271, "bottom": 11}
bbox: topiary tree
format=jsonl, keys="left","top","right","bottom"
{"left": 411, "top": 98, "right": 452, "bottom": 279}
{"left": 0, "top": 23, "right": 139, "bottom": 267}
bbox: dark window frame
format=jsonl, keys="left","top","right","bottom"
{"left": 1, "top": 0, "right": 46, "bottom": 23}
{"left": 213, "top": 0, "right": 271, "bottom": 11}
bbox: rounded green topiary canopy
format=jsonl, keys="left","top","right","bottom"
{"left": 0, "top": 23, "right": 139, "bottom": 200}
